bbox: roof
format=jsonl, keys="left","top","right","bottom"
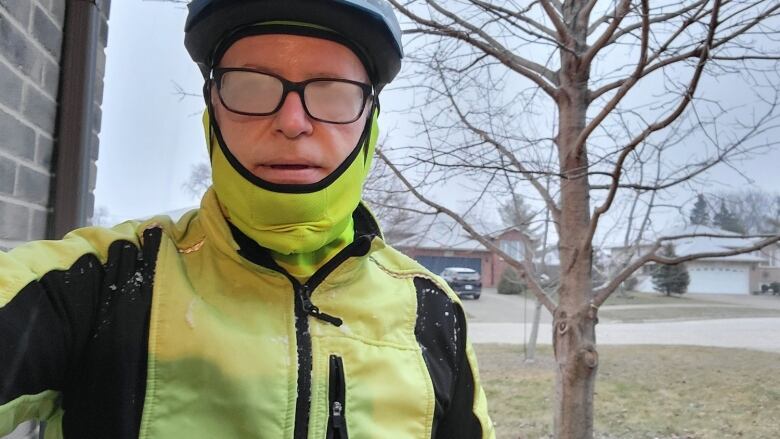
{"left": 393, "top": 214, "right": 561, "bottom": 265}
{"left": 611, "top": 224, "right": 768, "bottom": 264}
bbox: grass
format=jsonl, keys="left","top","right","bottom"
{"left": 599, "top": 306, "right": 780, "bottom": 323}
{"left": 475, "top": 344, "right": 780, "bottom": 439}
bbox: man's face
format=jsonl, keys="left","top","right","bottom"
{"left": 211, "top": 34, "right": 371, "bottom": 185}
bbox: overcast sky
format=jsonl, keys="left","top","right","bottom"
{"left": 95, "top": 1, "right": 780, "bottom": 236}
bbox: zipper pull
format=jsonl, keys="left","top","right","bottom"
{"left": 299, "top": 285, "right": 314, "bottom": 313}
{"left": 332, "top": 401, "right": 345, "bottom": 427}
{"left": 314, "top": 311, "right": 344, "bottom": 327}
{"left": 298, "top": 285, "right": 343, "bottom": 327}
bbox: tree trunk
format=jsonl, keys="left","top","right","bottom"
{"left": 552, "top": 2, "right": 598, "bottom": 438}
{"left": 525, "top": 299, "right": 543, "bottom": 362}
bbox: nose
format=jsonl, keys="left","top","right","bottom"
{"left": 273, "top": 91, "right": 313, "bottom": 138}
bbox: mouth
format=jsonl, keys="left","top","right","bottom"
{"left": 253, "top": 163, "right": 326, "bottom": 184}
{"left": 268, "top": 164, "right": 318, "bottom": 171}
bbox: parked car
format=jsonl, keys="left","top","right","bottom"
{"left": 440, "top": 267, "right": 482, "bottom": 299}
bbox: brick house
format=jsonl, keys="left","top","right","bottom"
{"left": 1, "top": 1, "right": 112, "bottom": 437}
{"left": 0, "top": 0, "right": 111, "bottom": 251}
{"left": 394, "top": 217, "right": 559, "bottom": 288}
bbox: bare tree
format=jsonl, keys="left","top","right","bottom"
{"left": 380, "top": 1, "right": 780, "bottom": 437}
{"left": 183, "top": 162, "right": 212, "bottom": 201}
{"left": 90, "top": 206, "right": 113, "bottom": 227}
{"left": 712, "top": 189, "right": 780, "bottom": 233}
{"left": 362, "top": 156, "right": 421, "bottom": 243}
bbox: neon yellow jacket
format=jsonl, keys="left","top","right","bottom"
{"left": 0, "top": 189, "right": 494, "bottom": 438}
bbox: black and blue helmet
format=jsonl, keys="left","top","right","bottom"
{"left": 184, "top": 0, "right": 404, "bottom": 91}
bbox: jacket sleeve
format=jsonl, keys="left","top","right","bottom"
{"left": 413, "top": 277, "right": 495, "bottom": 439}
{"left": 0, "top": 224, "right": 143, "bottom": 436}
{"left": 434, "top": 302, "right": 495, "bottom": 439}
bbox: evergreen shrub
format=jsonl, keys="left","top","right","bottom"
{"left": 498, "top": 267, "right": 526, "bottom": 295}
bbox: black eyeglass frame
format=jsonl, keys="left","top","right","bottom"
{"left": 211, "top": 67, "right": 374, "bottom": 124}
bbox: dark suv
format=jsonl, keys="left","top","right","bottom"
{"left": 440, "top": 267, "right": 482, "bottom": 299}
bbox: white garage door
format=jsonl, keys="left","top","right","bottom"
{"left": 688, "top": 263, "right": 750, "bottom": 295}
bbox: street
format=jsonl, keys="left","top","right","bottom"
{"left": 462, "top": 288, "right": 780, "bottom": 353}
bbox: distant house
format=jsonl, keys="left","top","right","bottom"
{"left": 394, "top": 216, "right": 559, "bottom": 288}
{"left": 609, "top": 225, "right": 780, "bottom": 295}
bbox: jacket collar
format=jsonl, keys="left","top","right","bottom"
{"left": 229, "top": 202, "right": 383, "bottom": 272}
{"left": 197, "top": 187, "right": 384, "bottom": 274}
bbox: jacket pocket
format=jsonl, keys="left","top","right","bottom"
{"left": 326, "top": 355, "right": 348, "bottom": 439}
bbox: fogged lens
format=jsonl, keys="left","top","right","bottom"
{"left": 305, "top": 80, "right": 365, "bottom": 123}
{"left": 219, "top": 71, "right": 283, "bottom": 114}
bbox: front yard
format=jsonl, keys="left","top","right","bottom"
{"left": 598, "top": 306, "right": 780, "bottom": 322}
{"left": 476, "top": 344, "right": 780, "bottom": 439}
{"left": 599, "top": 291, "right": 780, "bottom": 322}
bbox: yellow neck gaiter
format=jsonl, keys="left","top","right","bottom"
{"left": 202, "top": 108, "right": 378, "bottom": 259}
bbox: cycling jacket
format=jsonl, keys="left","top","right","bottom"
{"left": 0, "top": 188, "right": 494, "bottom": 439}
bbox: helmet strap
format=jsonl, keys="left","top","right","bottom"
{"left": 202, "top": 78, "right": 376, "bottom": 195}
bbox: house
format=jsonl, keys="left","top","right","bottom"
{"left": 393, "top": 215, "right": 559, "bottom": 288}
{"left": 609, "top": 225, "right": 779, "bottom": 295}
{"left": 753, "top": 242, "right": 780, "bottom": 291}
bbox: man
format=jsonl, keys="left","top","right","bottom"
{"left": 0, "top": 1, "right": 494, "bottom": 438}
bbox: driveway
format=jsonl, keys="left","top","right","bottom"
{"left": 460, "top": 287, "right": 555, "bottom": 324}
{"left": 463, "top": 288, "right": 780, "bottom": 352}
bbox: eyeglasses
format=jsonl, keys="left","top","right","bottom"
{"left": 212, "top": 68, "right": 373, "bottom": 124}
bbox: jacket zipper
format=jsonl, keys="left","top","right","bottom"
{"left": 229, "top": 217, "right": 375, "bottom": 439}
{"left": 282, "top": 237, "right": 372, "bottom": 439}
{"left": 326, "top": 355, "right": 349, "bottom": 439}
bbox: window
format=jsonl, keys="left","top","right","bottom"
{"left": 500, "top": 240, "right": 524, "bottom": 261}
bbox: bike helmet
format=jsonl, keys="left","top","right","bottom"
{"left": 184, "top": 0, "right": 403, "bottom": 90}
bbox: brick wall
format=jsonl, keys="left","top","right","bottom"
{"left": 1, "top": 0, "right": 111, "bottom": 434}
{"left": 0, "top": 0, "right": 111, "bottom": 251}
{"left": 86, "top": 0, "right": 111, "bottom": 226}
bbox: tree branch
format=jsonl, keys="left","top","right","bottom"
{"left": 606, "top": 0, "right": 709, "bottom": 45}
{"left": 584, "top": 0, "right": 722, "bottom": 253}
{"left": 594, "top": 232, "right": 780, "bottom": 305}
{"left": 581, "top": 0, "right": 632, "bottom": 68}
{"left": 377, "top": 148, "right": 558, "bottom": 312}
{"left": 467, "top": 0, "right": 558, "bottom": 39}
{"left": 577, "top": 0, "right": 649, "bottom": 151}
{"left": 388, "top": 0, "right": 560, "bottom": 96}
{"left": 539, "top": 0, "right": 575, "bottom": 47}
{"left": 591, "top": 1, "right": 780, "bottom": 101}
{"left": 431, "top": 65, "right": 563, "bottom": 225}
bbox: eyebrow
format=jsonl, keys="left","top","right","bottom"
{"left": 236, "top": 63, "right": 353, "bottom": 80}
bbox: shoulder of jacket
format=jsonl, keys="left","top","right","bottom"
{"left": 3, "top": 206, "right": 201, "bottom": 289}
{"left": 9, "top": 221, "right": 139, "bottom": 265}
{"left": 135, "top": 208, "right": 204, "bottom": 252}
{"left": 1, "top": 222, "right": 143, "bottom": 302}
{"left": 369, "top": 243, "right": 463, "bottom": 304}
